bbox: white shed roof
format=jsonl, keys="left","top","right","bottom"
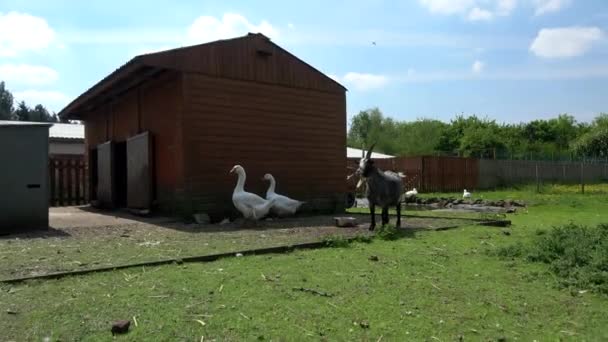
{"left": 347, "top": 147, "right": 394, "bottom": 159}
{"left": 0, "top": 120, "right": 84, "bottom": 140}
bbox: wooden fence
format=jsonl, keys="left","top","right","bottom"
{"left": 49, "top": 155, "right": 88, "bottom": 206}
{"left": 478, "top": 159, "right": 608, "bottom": 189}
{"left": 347, "top": 156, "right": 478, "bottom": 192}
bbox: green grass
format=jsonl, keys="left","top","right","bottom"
{"left": 2, "top": 184, "right": 608, "bottom": 341}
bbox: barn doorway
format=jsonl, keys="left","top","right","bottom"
{"left": 88, "top": 147, "right": 98, "bottom": 202}
{"left": 96, "top": 140, "right": 127, "bottom": 208}
{"left": 114, "top": 141, "right": 128, "bottom": 208}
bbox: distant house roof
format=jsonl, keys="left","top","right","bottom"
{"left": 347, "top": 147, "right": 394, "bottom": 159}
{"left": 0, "top": 121, "right": 84, "bottom": 140}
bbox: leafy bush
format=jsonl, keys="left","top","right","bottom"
{"left": 496, "top": 223, "right": 608, "bottom": 294}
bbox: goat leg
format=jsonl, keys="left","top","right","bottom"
{"left": 396, "top": 202, "right": 401, "bottom": 228}
{"left": 369, "top": 203, "right": 376, "bottom": 231}
{"left": 381, "top": 207, "right": 388, "bottom": 226}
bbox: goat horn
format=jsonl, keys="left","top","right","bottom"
{"left": 365, "top": 143, "right": 376, "bottom": 159}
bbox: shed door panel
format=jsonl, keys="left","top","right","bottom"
{"left": 97, "top": 141, "right": 114, "bottom": 207}
{"left": 127, "top": 132, "right": 153, "bottom": 209}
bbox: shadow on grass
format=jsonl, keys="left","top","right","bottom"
{"left": 0, "top": 226, "right": 71, "bottom": 240}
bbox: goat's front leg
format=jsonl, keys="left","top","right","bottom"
{"left": 381, "top": 207, "right": 389, "bottom": 226}
{"left": 369, "top": 203, "right": 376, "bottom": 231}
{"left": 396, "top": 202, "right": 401, "bottom": 228}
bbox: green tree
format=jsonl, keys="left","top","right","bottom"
{"left": 573, "top": 113, "right": 608, "bottom": 157}
{"left": 394, "top": 119, "right": 447, "bottom": 156}
{"left": 0, "top": 81, "right": 14, "bottom": 120}
{"left": 13, "top": 101, "right": 31, "bottom": 121}
{"left": 30, "top": 104, "right": 58, "bottom": 122}
{"left": 348, "top": 107, "right": 398, "bottom": 154}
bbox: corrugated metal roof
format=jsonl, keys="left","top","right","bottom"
{"left": 0, "top": 121, "right": 52, "bottom": 127}
{"left": 347, "top": 147, "right": 394, "bottom": 159}
{"left": 0, "top": 121, "right": 83, "bottom": 139}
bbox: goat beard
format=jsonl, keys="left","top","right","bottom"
{"left": 356, "top": 177, "right": 365, "bottom": 189}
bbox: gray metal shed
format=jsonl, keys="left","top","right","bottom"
{"left": 0, "top": 121, "right": 52, "bottom": 234}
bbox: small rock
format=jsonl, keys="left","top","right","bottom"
{"left": 193, "top": 213, "right": 210, "bottom": 224}
{"left": 6, "top": 309, "right": 17, "bottom": 315}
{"left": 359, "top": 320, "right": 370, "bottom": 329}
{"left": 111, "top": 320, "right": 130, "bottom": 335}
{"left": 506, "top": 208, "right": 516, "bottom": 214}
{"left": 368, "top": 255, "right": 379, "bottom": 262}
{"left": 236, "top": 253, "right": 244, "bottom": 257}
{"left": 334, "top": 217, "right": 357, "bottom": 227}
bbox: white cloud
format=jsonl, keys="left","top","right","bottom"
{"left": 530, "top": 26, "right": 603, "bottom": 58}
{"left": 186, "top": 13, "right": 279, "bottom": 44}
{"left": 0, "top": 64, "right": 59, "bottom": 85}
{"left": 472, "top": 60, "right": 485, "bottom": 73}
{"left": 419, "top": 0, "right": 519, "bottom": 20}
{"left": 0, "top": 11, "right": 56, "bottom": 57}
{"left": 288, "top": 23, "right": 295, "bottom": 30}
{"left": 398, "top": 64, "right": 608, "bottom": 83}
{"left": 419, "top": 0, "right": 475, "bottom": 15}
{"left": 13, "top": 90, "right": 70, "bottom": 111}
{"left": 533, "top": 0, "right": 571, "bottom": 16}
{"left": 468, "top": 7, "right": 494, "bottom": 21}
{"left": 497, "top": 0, "right": 517, "bottom": 16}
{"left": 331, "top": 72, "right": 390, "bottom": 91}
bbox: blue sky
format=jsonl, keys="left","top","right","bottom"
{"left": 1, "top": 0, "right": 607, "bottom": 126}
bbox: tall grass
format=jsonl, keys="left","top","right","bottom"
{"left": 495, "top": 223, "right": 608, "bottom": 294}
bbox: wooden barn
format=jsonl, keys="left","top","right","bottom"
{"left": 58, "top": 33, "right": 347, "bottom": 220}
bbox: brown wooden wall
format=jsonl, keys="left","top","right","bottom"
{"left": 82, "top": 71, "right": 185, "bottom": 210}
{"left": 144, "top": 35, "right": 344, "bottom": 94}
{"left": 181, "top": 72, "right": 347, "bottom": 216}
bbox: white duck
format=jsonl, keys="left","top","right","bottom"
{"left": 405, "top": 188, "right": 418, "bottom": 198}
{"left": 463, "top": 189, "right": 472, "bottom": 199}
{"left": 230, "top": 165, "right": 276, "bottom": 221}
{"left": 263, "top": 173, "right": 305, "bottom": 217}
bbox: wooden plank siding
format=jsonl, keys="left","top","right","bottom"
{"left": 144, "top": 34, "right": 344, "bottom": 94}
{"left": 181, "top": 72, "right": 346, "bottom": 217}
{"left": 48, "top": 155, "right": 87, "bottom": 206}
{"left": 82, "top": 72, "right": 185, "bottom": 212}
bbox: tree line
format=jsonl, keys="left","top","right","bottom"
{"left": 0, "top": 81, "right": 66, "bottom": 123}
{"left": 347, "top": 107, "right": 608, "bottom": 160}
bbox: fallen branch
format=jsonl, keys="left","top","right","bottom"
{"left": 292, "top": 287, "right": 334, "bottom": 297}
{"left": 430, "top": 283, "right": 442, "bottom": 291}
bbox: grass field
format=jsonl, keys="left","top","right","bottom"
{"left": 1, "top": 184, "right": 608, "bottom": 341}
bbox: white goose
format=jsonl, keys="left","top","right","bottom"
{"left": 230, "top": 165, "right": 276, "bottom": 221}
{"left": 263, "top": 173, "right": 305, "bottom": 217}
{"left": 405, "top": 188, "right": 418, "bottom": 197}
{"left": 463, "top": 189, "right": 472, "bottom": 199}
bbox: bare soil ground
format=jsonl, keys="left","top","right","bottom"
{"left": 0, "top": 206, "right": 476, "bottom": 280}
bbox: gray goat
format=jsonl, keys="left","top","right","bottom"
{"left": 357, "top": 143, "right": 403, "bottom": 231}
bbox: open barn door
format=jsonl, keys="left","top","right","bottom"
{"left": 96, "top": 141, "right": 115, "bottom": 208}
{"left": 127, "top": 132, "right": 154, "bottom": 210}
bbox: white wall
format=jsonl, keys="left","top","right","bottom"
{"left": 50, "top": 142, "right": 85, "bottom": 155}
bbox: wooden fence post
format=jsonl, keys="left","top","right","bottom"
{"left": 536, "top": 163, "right": 540, "bottom": 193}
{"left": 581, "top": 161, "right": 585, "bottom": 194}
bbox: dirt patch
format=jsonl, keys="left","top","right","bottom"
{"left": 0, "top": 206, "right": 479, "bottom": 280}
